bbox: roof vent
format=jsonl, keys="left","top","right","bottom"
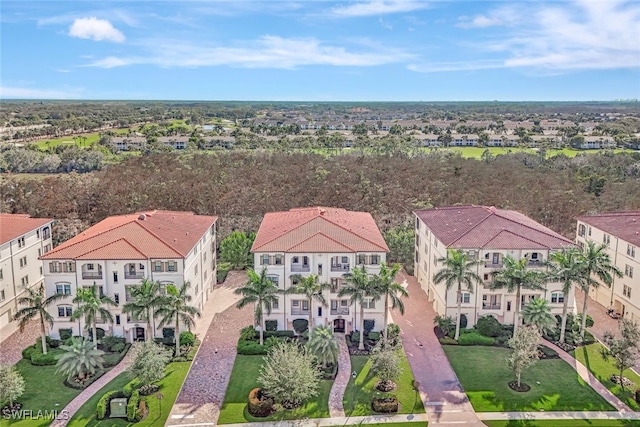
{"left": 138, "top": 214, "right": 146, "bottom": 220}
{"left": 489, "top": 206, "right": 496, "bottom": 212}
{"left": 319, "top": 208, "right": 326, "bottom": 215}
{"left": 174, "top": 238, "right": 178, "bottom": 242}
{"left": 186, "top": 232, "right": 189, "bottom": 235}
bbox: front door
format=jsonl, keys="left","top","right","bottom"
{"left": 134, "top": 327, "right": 145, "bottom": 341}
{"left": 333, "top": 318, "right": 345, "bottom": 333}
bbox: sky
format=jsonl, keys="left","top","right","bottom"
{"left": 1, "top": 0, "right": 639, "bottom": 101}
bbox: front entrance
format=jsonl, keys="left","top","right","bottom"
{"left": 333, "top": 318, "right": 345, "bottom": 333}
{"left": 134, "top": 327, "right": 145, "bottom": 341}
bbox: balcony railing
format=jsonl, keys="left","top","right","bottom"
{"left": 291, "top": 265, "right": 310, "bottom": 272}
{"left": 330, "top": 308, "right": 349, "bottom": 315}
{"left": 125, "top": 272, "right": 145, "bottom": 280}
{"left": 331, "top": 264, "right": 350, "bottom": 272}
{"left": 485, "top": 262, "right": 503, "bottom": 268}
{"left": 482, "top": 304, "right": 501, "bottom": 310}
{"left": 82, "top": 272, "right": 103, "bottom": 280}
{"left": 291, "top": 309, "right": 310, "bottom": 315}
{"left": 528, "top": 260, "right": 543, "bottom": 268}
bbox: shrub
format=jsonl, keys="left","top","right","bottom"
{"left": 264, "top": 330, "right": 295, "bottom": 338}
{"left": 264, "top": 336, "right": 280, "bottom": 350}
{"left": 351, "top": 332, "right": 361, "bottom": 345}
{"left": 247, "top": 387, "right": 274, "bottom": 417}
{"left": 138, "top": 384, "right": 160, "bottom": 396}
{"left": 101, "top": 336, "right": 126, "bottom": 352}
{"left": 364, "top": 319, "right": 375, "bottom": 333}
{"left": 240, "top": 326, "right": 258, "bottom": 341}
{"left": 434, "top": 315, "right": 456, "bottom": 337}
{"left": 265, "top": 320, "right": 278, "bottom": 332}
{"left": 575, "top": 314, "right": 594, "bottom": 328}
{"left": 96, "top": 390, "right": 124, "bottom": 420}
{"left": 582, "top": 331, "right": 596, "bottom": 345}
{"left": 22, "top": 345, "right": 35, "bottom": 360}
{"left": 368, "top": 331, "right": 381, "bottom": 341}
{"left": 538, "top": 345, "right": 559, "bottom": 359}
{"left": 31, "top": 351, "right": 60, "bottom": 365}
{"left": 371, "top": 395, "right": 399, "bottom": 413}
{"left": 217, "top": 269, "right": 230, "bottom": 283}
{"left": 180, "top": 331, "right": 196, "bottom": 347}
{"left": 48, "top": 339, "right": 62, "bottom": 349}
{"left": 458, "top": 332, "right": 495, "bottom": 346}
{"left": 237, "top": 340, "right": 267, "bottom": 355}
{"left": 128, "top": 341, "right": 172, "bottom": 386}
{"left": 59, "top": 329, "right": 73, "bottom": 341}
{"left": 292, "top": 319, "right": 309, "bottom": 334}
{"left": 475, "top": 316, "right": 502, "bottom": 337}
{"left": 635, "top": 389, "right": 640, "bottom": 404}
{"left": 439, "top": 337, "right": 458, "bottom": 345}
{"left": 172, "top": 356, "right": 188, "bottom": 362}
{"left": 110, "top": 342, "right": 126, "bottom": 353}
{"left": 64, "top": 370, "right": 105, "bottom": 389}
{"left": 138, "top": 399, "right": 148, "bottom": 421}
{"left": 127, "top": 390, "right": 140, "bottom": 421}
{"left": 386, "top": 323, "right": 400, "bottom": 343}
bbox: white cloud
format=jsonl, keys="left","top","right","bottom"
{"left": 0, "top": 86, "right": 83, "bottom": 99}
{"left": 86, "top": 35, "right": 414, "bottom": 69}
{"left": 69, "top": 17, "right": 125, "bottom": 43}
{"left": 379, "top": 17, "right": 393, "bottom": 30}
{"left": 331, "top": 1, "right": 427, "bottom": 17}
{"left": 456, "top": 7, "right": 521, "bottom": 29}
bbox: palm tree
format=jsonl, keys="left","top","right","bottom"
{"left": 578, "top": 241, "right": 623, "bottom": 339}
{"left": 433, "top": 249, "right": 483, "bottom": 340}
{"left": 287, "top": 274, "right": 330, "bottom": 330}
{"left": 234, "top": 268, "right": 280, "bottom": 346}
{"left": 122, "top": 279, "right": 162, "bottom": 341}
{"left": 14, "top": 284, "right": 65, "bottom": 355}
{"left": 491, "top": 256, "right": 546, "bottom": 335}
{"left": 339, "top": 265, "right": 379, "bottom": 350}
{"left": 156, "top": 282, "right": 202, "bottom": 357}
{"left": 71, "top": 284, "right": 117, "bottom": 349}
{"left": 307, "top": 325, "right": 339, "bottom": 368}
{"left": 372, "top": 263, "right": 408, "bottom": 345}
{"left": 522, "top": 298, "right": 556, "bottom": 334}
{"left": 547, "top": 248, "right": 585, "bottom": 342}
{"left": 56, "top": 337, "right": 105, "bottom": 383}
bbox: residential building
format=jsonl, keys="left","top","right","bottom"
{"left": 0, "top": 214, "right": 54, "bottom": 331}
{"left": 251, "top": 207, "right": 389, "bottom": 333}
{"left": 576, "top": 211, "right": 640, "bottom": 320}
{"left": 414, "top": 205, "right": 575, "bottom": 327}
{"left": 41, "top": 210, "right": 217, "bottom": 342}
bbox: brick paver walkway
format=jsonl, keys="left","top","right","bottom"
{"left": 392, "top": 270, "right": 486, "bottom": 427}
{"left": 0, "top": 318, "right": 41, "bottom": 365}
{"left": 541, "top": 339, "right": 631, "bottom": 412}
{"left": 167, "top": 270, "right": 252, "bottom": 426}
{"left": 328, "top": 333, "right": 351, "bottom": 417}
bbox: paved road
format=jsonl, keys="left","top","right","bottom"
{"left": 392, "top": 270, "right": 486, "bottom": 427}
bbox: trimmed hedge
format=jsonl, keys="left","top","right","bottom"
{"left": 30, "top": 349, "right": 62, "bottom": 365}
{"left": 127, "top": 390, "right": 140, "bottom": 421}
{"left": 237, "top": 340, "right": 267, "bottom": 355}
{"left": 96, "top": 390, "right": 125, "bottom": 420}
{"left": 247, "top": 387, "right": 273, "bottom": 417}
{"left": 371, "top": 396, "right": 399, "bottom": 413}
{"left": 458, "top": 332, "right": 495, "bottom": 346}
{"left": 439, "top": 337, "right": 458, "bottom": 345}
{"left": 22, "top": 345, "right": 36, "bottom": 360}
{"left": 368, "top": 331, "right": 381, "bottom": 341}
{"left": 263, "top": 330, "right": 295, "bottom": 338}
{"left": 538, "top": 345, "right": 559, "bottom": 359}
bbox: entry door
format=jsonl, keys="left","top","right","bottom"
{"left": 134, "top": 327, "right": 145, "bottom": 341}
{"left": 333, "top": 319, "right": 345, "bottom": 333}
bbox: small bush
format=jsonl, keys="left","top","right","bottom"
{"left": 582, "top": 331, "right": 596, "bottom": 345}
{"left": 217, "top": 269, "right": 230, "bottom": 283}
{"left": 48, "top": 339, "right": 62, "bottom": 348}
{"left": 138, "top": 384, "right": 160, "bottom": 396}
{"left": 368, "top": 331, "right": 381, "bottom": 341}
{"left": 475, "top": 316, "right": 502, "bottom": 337}
{"left": 458, "top": 332, "right": 495, "bottom": 346}
{"left": 247, "top": 387, "right": 274, "bottom": 417}
{"left": 96, "top": 390, "right": 124, "bottom": 420}
{"left": 538, "top": 345, "right": 559, "bottom": 359}
{"left": 64, "top": 370, "right": 105, "bottom": 389}
{"left": 59, "top": 329, "right": 73, "bottom": 341}
{"left": 240, "top": 326, "right": 258, "bottom": 341}
{"left": 127, "top": 390, "right": 140, "bottom": 421}
{"left": 172, "top": 356, "right": 188, "bottom": 362}
{"left": 138, "top": 399, "right": 148, "bottom": 421}
{"left": 351, "top": 332, "right": 361, "bottom": 345}
{"left": 180, "top": 331, "right": 196, "bottom": 347}
{"left": 371, "top": 395, "right": 399, "bottom": 413}
{"left": 292, "top": 318, "right": 309, "bottom": 334}
{"left": 264, "top": 336, "right": 280, "bottom": 350}
{"left": 237, "top": 340, "right": 267, "bottom": 355}
{"left": 363, "top": 319, "right": 375, "bottom": 333}
{"left": 386, "top": 323, "right": 400, "bottom": 345}
{"left": 635, "top": 389, "right": 640, "bottom": 404}
{"left": 101, "top": 336, "right": 126, "bottom": 352}
{"left": 264, "top": 330, "right": 295, "bottom": 338}
{"left": 439, "top": 337, "right": 458, "bottom": 345}
{"left": 30, "top": 351, "right": 60, "bottom": 365}
{"left": 265, "top": 320, "right": 278, "bottom": 331}
{"left": 22, "top": 345, "right": 35, "bottom": 360}
{"left": 111, "top": 342, "right": 126, "bottom": 353}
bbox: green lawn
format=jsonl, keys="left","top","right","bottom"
{"left": 66, "top": 361, "right": 191, "bottom": 427}
{"left": 484, "top": 420, "right": 640, "bottom": 427}
{"left": 217, "top": 355, "right": 333, "bottom": 424}
{"left": 343, "top": 350, "right": 425, "bottom": 416}
{"left": 443, "top": 346, "right": 614, "bottom": 412}
{"left": 571, "top": 343, "right": 640, "bottom": 411}
{"left": 31, "top": 129, "right": 130, "bottom": 150}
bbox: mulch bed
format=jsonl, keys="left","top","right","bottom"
{"left": 508, "top": 381, "right": 531, "bottom": 392}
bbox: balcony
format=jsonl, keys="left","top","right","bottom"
{"left": 528, "top": 260, "right": 543, "bottom": 268}
{"left": 331, "top": 264, "right": 350, "bottom": 272}
{"left": 291, "top": 309, "right": 310, "bottom": 316}
{"left": 125, "top": 272, "right": 145, "bottom": 280}
{"left": 484, "top": 262, "right": 503, "bottom": 269}
{"left": 291, "top": 265, "right": 310, "bottom": 273}
{"left": 82, "top": 272, "right": 103, "bottom": 280}
{"left": 330, "top": 307, "right": 349, "bottom": 315}
{"left": 482, "top": 304, "right": 501, "bottom": 310}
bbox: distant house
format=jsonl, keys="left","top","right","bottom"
{"left": 581, "top": 136, "right": 616, "bottom": 149}
{"left": 452, "top": 134, "right": 479, "bottom": 146}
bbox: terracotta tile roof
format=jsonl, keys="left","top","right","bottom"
{"left": 0, "top": 214, "right": 53, "bottom": 245}
{"left": 577, "top": 211, "right": 640, "bottom": 247}
{"left": 252, "top": 207, "right": 389, "bottom": 253}
{"left": 41, "top": 210, "right": 217, "bottom": 260}
{"left": 415, "top": 205, "right": 573, "bottom": 250}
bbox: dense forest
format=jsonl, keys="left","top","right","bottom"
{"left": 2, "top": 150, "right": 639, "bottom": 242}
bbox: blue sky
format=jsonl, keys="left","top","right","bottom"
{"left": 1, "top": 0, "right": 639, "bottom": 101}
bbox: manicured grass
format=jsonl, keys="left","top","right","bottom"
{"left": 6, "top": 359, "right": 83, "bottom": 427}
{"left": 484, "top": 420, "right": 640, "bottom": 427}
{"left": 443, "top": 346, "right": 614, "bottom": 412}
{"left": 218, "top": 355, "right": 333, "bottom": 423}
{"left": 31, "top": 129, "right": 130, "bottom": 150}
{"left": 66, "top": 361, "right": 191, "bottom": 427}
{"left": 571, "top": 343, "right": 640, "bottom": 411}
{"left": 343, "top": 350, "right": 425, "bottom": 416}
{"left": 364, "top": 423, "right": 428, "bottom": 427}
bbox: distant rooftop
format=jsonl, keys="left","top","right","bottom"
{"left": 578, "top": 211, "right": 640, "bottom": 247}
{"left": 0, "top": 214, "right": 53, "bottom": 245}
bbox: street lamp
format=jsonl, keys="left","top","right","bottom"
{"left": 351, "top": 370, "right": 357, "bottom": 413}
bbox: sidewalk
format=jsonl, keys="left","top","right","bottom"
{"left": 327, "top": 333, "right": 351, "bottom": 417}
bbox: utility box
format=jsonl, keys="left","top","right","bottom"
{"left": 110, "top": 398, "right": 128, "bottom": 418}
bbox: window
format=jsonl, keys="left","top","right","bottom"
{"left": 588, "top": 227, "right": 592, "bottom": 236}
{"left": 362, "top": 298, "right": 376, "bottom": 309}
{"left": 416, "top": 235, "right": 420, "bottom": 247}
{"left": 623, "top": 285, "right": 631, "bottom": 298}
{"left": 342, "top": 256, "right": 349, "bottom": 264}
{"left": 0, "top": 290, "right": 5, "bottom": 302}
{"left": 19, "top": 256, "right": 27, "bottom": 268}
{"left": 203, "top": 251, "right": 206, "bottom": 261}
{"left": 483, "top": 273, "right": 489, "bottom": 280}
{"left": 625, "top": 265, "right": 634, "bottom": 278}
{"left": 272, "top": 297, "right": 279, "bottom": 309}
{"left": 21, "top": 276, "right": 29, "bottom": 287}
{"left": 58, "top": 306, "right": 73, "bottom": 317}
{"left": 261, "top": 254, "right": 270, "bottom": 265}
{"left": 628, "top": 245, "right": 636, "bottom": 258}
{"left": 551, "top": 292, "right": 564, "bottom": 304}
{"left": 194, "top": 265, "right": 198, "bottom": 275}
{"left": 458, "top": 293, "right": 471, "bottom": 304}
{"left": 17, "top": 237, "right": 25, "bottom": 248}
{"left": 292, "top": 256, "right": 299, "bottom": 264}
{"left": 370, "top": 255, "right": 380, "bottom": 265}
{"left": 114, "top": 293, "right": 120, "bottom": 304}
{"left": 434, "top": 255, "right": 438, "bottom": 266}
{"left": 0, "top": 269, "right": 3, "bottom": 280}
{"left": 578, "top": 224, "right": 586, "bottom": 237}
{"left": 434, "top": 239, "right": 438, "bottom": 248}
{"left": 467, "top": 250, "right": 477, "bottom": 260}
{"left": 168, "top": 261, "right": 177, "bottom": 272}
{"left": 603, "top": 234, "right": 611, "bottom": 246}
{"left": 56, "top": 283, "right": 71, "bottom": 295}
{"left": 416, "top": 217, "right": 420, "bottom": 229}
{"left": 266, "top": 275, "right": 279, "bottom": 285}
{"left": 39, "top": 266, "right": 43, "bottom": 275}
{"left": 275, "top": 255, "right": 282, "bottom": 265}
{"left": 86, "top": 263, "right": 94, "bottom": 271}
{"left": 44, "top": 244, "right": 51, "bottom": 253}
{"left": 63, "top": 262, "right": 75, "bottom": 273}
{"left": 38, "top": 248, "right": 41, "bottom": 257}
{"left": 37, "top": 229, "right": 40, "bottom": 238}
{"left": 42, "top": 227, "right": 50, "bottom": 239}
{"left": 154, "top": 261, "right": 163, "bottom": 272}
{"left": 113, "top": 272, "right": 118, "bottom": 283}
{"left": 115, "top": 314, "right": 121, "bottom": 325}
{"left": 415, "top": 250, "right": 419, "bottom": 263}
{"left": 357, "top": 254, "right": 366, "bottom": 265}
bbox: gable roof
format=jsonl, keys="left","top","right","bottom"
{"left": 578, "top": 211, "right": 640, "bottom": 247}
{"left": 41, "top": 210, "right": 217, "bottom": 260}
{"left": 0, "top": 214, "right": 53, "bottom": 245}
{"left": 252, "top": 207, "right": 389, "bottom": 253}
{"left": 415, "top": 205, "right": 573, "bottom": 250}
